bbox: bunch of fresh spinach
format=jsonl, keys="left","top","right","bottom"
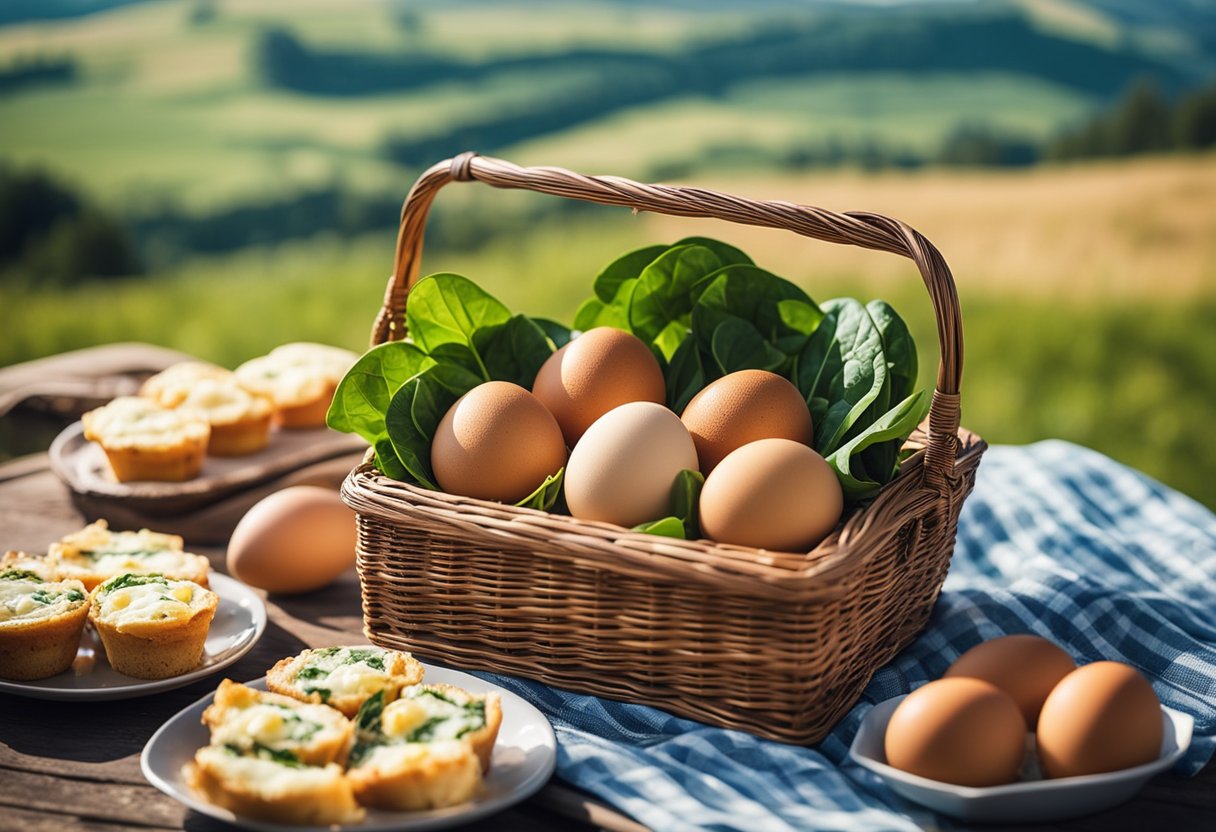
{"left": 571, "top": 238, "right": 929, "bottom": 504}
{"left": 328, "top": 237, "right": 930, "bottom": 530}
{"left": 326, "top": 273, "right": 569, "bottom": 510}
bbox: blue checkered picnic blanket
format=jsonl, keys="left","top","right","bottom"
{"left": 478, "top": 441, "right": 1216, "bottom": 831}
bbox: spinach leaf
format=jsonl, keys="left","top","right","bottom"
{"left": 634, "top": 469, "right": 704, "bottom": 540}
{"left": 405, "top": 273, "right": 512, "bottom": 372}
{"left": 384, "top": 364, "right": 482, "bottom": 488}
{"left": 0, "top": 570, "right": 42, "bottom": 583}
{"left": 343, "top": 648, "right": 387, "bottom": 671}
{"left": 355, "top": 689, "right": 387, "bottom": 734}
{"left": 670, "top": 468, "right": 704, "bottom": 539}
{"left": 326, "top": 340, "right": 433, "bottom": 441}
{"left": 805, "top": 298, "right": 888, "bottom": 456}
{"left": 867, "top": 299, "right": 918, "bottom": 405}
{"left": 673, "top": 236, "right": 754, "bottom": 267}
{"left": 633, "top": 517, "right": 686, "bottom": 538}
{"left": 533, "top": 317, "right": 573, "bottom": 349}
{"left": 372, "top": 434, "right": 410, "bottom": 480}
{"left": 515, "top": 468, "right": 564, "bottom": 511}
{"left": 593, "top": 244, "right": 670, "bottom": 303}
{"left": 827, "top": 389, "right": 931, "bottom": 501}
{"left": 665, "top": 336, "right": 708, "bottom": 414}
{"left": 100, "top": 574, "right": 168, "bottom": 594}
{"left": 692, "top": 264, "right": 819, "bottom": 360}
{"left": 710, "top": 317, "right": 787, "bottom": 375}
{"left": 473, "top": 314, "right": 554, "bottom": 388}
{"left": 627, "top": 244, "right": 723, "bottom": 353}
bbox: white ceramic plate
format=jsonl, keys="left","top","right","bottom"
{"left": 0, "top": 573, "right": 266, "bottom": 701}
{"left": 849, "top": 694, "right": 1194, "bottom": 823}
{"left": 141, "top": 666, "right": 558, "bottom": 832}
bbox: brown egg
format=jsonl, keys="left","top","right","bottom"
{"left": 531, "top": 327, "right": 665, "bottom": 446}
{"left": 945, "top": 635, "right": 1076, "bottom": 728}
{"left": 680, "top": 370, "right": 813, "bottom": 473}
{"left": 698, "top": 438, "right": 842, "bottom": 551}
{"left": 431, "top": 381, "right": 566, "bottom": 503}
{"left": 1036, "top": 661, "right": 1163, "bottom": 778}
{"left": 564, "top": 401, "right": 698, "bottom": 528}
{"left": 227, "top": 486, "right": 357, "bottom": 595}
{"left": 884, "top": 678, "right": 1027, "bottom": 787}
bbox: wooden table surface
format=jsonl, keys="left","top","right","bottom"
{"left": 1, "top": 452, "right": 1212, "bottom": 832}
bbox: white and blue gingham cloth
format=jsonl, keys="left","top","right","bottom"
{"left": 478, "top": 441, "right": 1216, "bottom": 831}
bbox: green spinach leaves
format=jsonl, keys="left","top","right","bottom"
{"left": 326, "top": 274, "right": 562, "bottom": 508}
{"left": 328, "top": 236, "right": 929, "bottom": 525}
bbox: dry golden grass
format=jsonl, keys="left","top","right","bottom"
{"left": 644, "top": 154, "right": 1216, "bottom": 300}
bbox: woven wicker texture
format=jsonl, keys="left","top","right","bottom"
{"left": 346, "top": 153, "right": 986, "bottom": 744}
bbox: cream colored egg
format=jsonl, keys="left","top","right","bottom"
{"left": 227, "top": 486, "right": 357, "bottom": 594}
{"left": 564, "top": 401, "right": 698, "bottom": 528}
{"left": 699, "top": 438, "right": 842, "bottom": 552}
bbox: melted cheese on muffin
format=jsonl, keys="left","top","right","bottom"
{"left": 235, "top": 343, "right": 356, "bottom": 407}
{"left": 290, "top": 647, "right": 396, "bottom": 700}
{"left": 141, "top": 362, "right": 235, "bottom": 408}
{"left": 194, "top": 745, "right": 351, "bottom": 797}
{"left": 51, "top": 522, "right": 208, "bottom": 587}
{"left": 0, "top": 551, "right": 56, "bottom": 582}
{"left": 92, "top": 574, "right": 213, "bottom": 629}
{"left": 0, "top": 577, "right": 87, "bottom": 624}
{"left": 56, "top": 520, "right": 182, "bottom": 555}
{"left": 204, "top": 681, "right": 351, "bottom": 764}
{"left": 383, "top": 686, "right": 488, "bottom": 742}
{"left": 178, "top": 379, "right": 274, "bottom": 427}
{"left": 82, "top": 396, "right": 209, "bottom": 450}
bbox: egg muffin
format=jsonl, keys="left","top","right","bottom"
{"left": 0, "top": 571, "right": 89, "bottom": 681}
{"left": 235, "top": 342, "right": 357, "bottom": 429}
{"left": 140, "top": 361, "right": 235, "bottom": 408}
{"left": 50, "top": 520, "right": 209, "bottom": 591}
{"left": 143, "top": 364, "right": 275, "bottom": 457}
{"left": 1, "top": 550, "right": 58, "bottom": 582}
{"left": 202, "top": 679, "right": 354, "bottom": 767}
{"left": 345, "top": 690, "right": 484, "bottom": 811}
{"left": 89, "top": 573, "right": 218, "bottom": 679}
{"left": 185, "top": 744, "right": 364, "bottom": 826}
{"left": 266, "top": 645, "right": 424, "bottom": 718}
{"left": 82, "top": 396, "right": 210, "bottom": 482}
{"left": 396, "top": 683, "right": 503, "bottom": 773}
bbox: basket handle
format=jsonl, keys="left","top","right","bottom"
{"left": 373, "top": 152, "right": 963, "bottom": 490}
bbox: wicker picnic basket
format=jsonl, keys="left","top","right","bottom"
{"left": 343, "top": 152, "right": 986, "bottom": 745}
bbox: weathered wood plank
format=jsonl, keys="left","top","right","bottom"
{"left": 0, "top": 805, "right": 178, "bottom": 832}
{"left": 0, "top": 769, "right": 185, "bottom": 827}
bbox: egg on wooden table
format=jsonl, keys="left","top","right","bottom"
{"left": 1036, "top": 661, "right": 1163, "bottom": 778}
{"left": 698, "top": 438, "right": 842, "bottom": 552}
{"left": 884, "top": 677, "right": 1027, "bottom": 787}
{"left": 531, "top": 327, "right": 666, "bottom": 446}
{"left": 680, "top": 370, "right": 814, "bottom": 473}
{"left": 945, "top": 635, "right": 1076, "bottom": 728}
{"left": 227, "top": 486, "right": 357, "bottom": 594}
{"left": 564, "top": 401, "right": 698, "bottom": 528}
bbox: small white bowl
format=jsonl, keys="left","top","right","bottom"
{"left": 848, "top": 694, "right": 1194, "bottom": 823}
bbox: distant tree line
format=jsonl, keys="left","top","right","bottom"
{"left": 1047, "top": 79, "right": 1216, "bottom": 160}
{"left": 0, "top": 166, "right": 141, "bottom": 285}
{"left": 0, "top": 55, "right": 77, "bottom": 94}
